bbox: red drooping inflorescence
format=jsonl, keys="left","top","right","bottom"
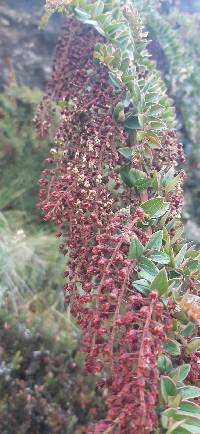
{"left": 37, "top": 19, "right": 187, "bottom": 433}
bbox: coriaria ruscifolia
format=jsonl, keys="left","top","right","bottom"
{"left": 37, "top": 1, "right": 200, "bottom": 433}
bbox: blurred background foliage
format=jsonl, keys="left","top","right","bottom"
{"left": 1, "top": 0, "right": 200, "bottom": 433}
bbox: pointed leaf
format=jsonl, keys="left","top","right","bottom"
{"left": 132, "top": 279, "right": 150, "bottom": 295}
{"left": 158, "top": 354, "right": 173, "bottom": 373}
{"left": 141, "top": 198, "right": 169, "bottom": 218}
{"left": 180, "top": 401, "right": 200, "bottom": 415}
{"left": 171, "top": 365, "right": 191, "bottom": 383}
{"left": 118, "top": 147, "right": 134, "bottom": 160}
{"left": 149, "top": 251, "right": 170, "bottom": 264}
{"left": 129, "top": 237, "right": 144, "bottom": 259}
{"left": 124, "top": 114, "right": 143, "bottom": 130}
{"left": 139, "top": 257, "right": 158, "bottom": 282}
{"left": 165, "top": 175, "right": 180, "bottom": 193}
{"left": 151, "top": 268, "right": 168, "bottom": 295}
{"left": 166, "top": 421, "right": 188, "bottom": 434}
{"left": 163, "top": 167, "right": 175, "bottom": 186}
{"left": 175, "top": 244, "right": 188, "bottom": 267}
{"left": 179, "top": 386, "right": 200, "bottom": 400}
{"left": 146, "top": 230, "right": 163, "bottom": 251}
{"left": 160, "top": 376, "right": 177, "bottom": 403}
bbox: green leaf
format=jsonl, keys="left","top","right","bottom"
{"left": 160, "top": 376, "right": 177, "bottom": 403}
{"left": 165, "top": 175, "right": 180, "bottom": 193}
{"left": 153, "top": 202, "right": 170, "bottom": 219}
{"left": 175, "top": 411, "right": 200, "bottom": 423}
{"left": 158, "top": 354, "right": 173, "bottom": 373}
{"left": 164, "top": 339, "right": 181, "bottom": 356}
{"left": 179, "top": 386, "right": 200, "bottom": 400}
{"left": 166, "top": 421, "right": 188, "bottom": 434}
{"left": 118, "top": 147, "right": 134, "bottom": 160}
{"left": 120, "top": 167, "right": 150, "bottom": 191}
{"left": 146, "top": 230, "right": 163, "bottom": 251}
{"left": 128, "top": 168, "right": 150, "bottom": 192}
{"left": 141, "top": 198, "right": 169, "bottom": 218}
{"left": 74, "top": 7, "right": 90, "bottom": 20}
{"left": 180, "top": 401, "right": 200, "bottom": 415}
{"left": 163, "top": 227, "right": 171, "bottom": 254}
{"left": 162, "top": 167, "right": 175, "bottom": 186}
{"left": 132, "top": 278, "right": 150, "bottom": 295}
{"left": 145, "top": 131, "right": 161, "bottom": 146}
{"left": 183, "top": 260, "right": 199, "bottom": 275}
{"left": 149, "top": 119, "right": 167, "bottom": 130}
{"left": 139, "top": 257, "right": 158, "bottom": 282}
{"left": 145, "top": 92, "right": 159, "bottom": 104}
{"left": 113, "top": 102, "right": 125, "bottom": 122}
{"left": 151, "top": 268, "right": 168, "bottom": 295}
{"left": 120, "top": 167, "right": 133, "bottom": 187}
{"left": 129, "top": 237, "right": 144, "bottom": 259}
{"left": 128, "top": 80, "right": 141, "bottom": 102}
{"left": 175, "top": 244, "right": 188, "bottom": 267}
{"left": 186, "top": 338, "right": 200, "bottom": 353}
{"left": 124, "top": 113, "right": 144, "bottom": 130}
{"left": 148, "top": 104, "right": 165, "bottom": 117}
{"left": 181, "top": 322, "right": 196, "bottom": 337}
{"left": 109, "top": 71, "right": 122, "bottom": 89}
{"left": 171, "top": 226, "right": 184, "bottom": 245}
{"left": 181, "top": 425, "right": 200, "bottom": 434}
{"left": 149, "top": 251, "right": 170, "bottom": 264}
{"left": 172, "top": 426, "right": 200, "bottom": 434}
{"left": 171, "top": 365, "right": 191, "bottom": 383}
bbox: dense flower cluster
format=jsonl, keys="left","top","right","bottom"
{"left": 37, "top": 12, "right": 198, "bottom": 434}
